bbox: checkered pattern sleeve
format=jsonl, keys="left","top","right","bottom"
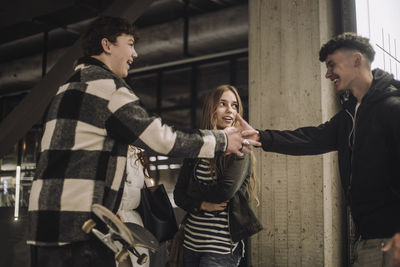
{"left": 105, "top": 85, "right": 227, "bottom": 158}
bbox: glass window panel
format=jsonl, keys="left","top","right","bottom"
{"left": 197, "top": 61, "right": 231, "bottom": 94}
{"left": 161, "top": 109, "right": 191, "bottom": 128}
{"left": 162, "top": 68, "right": 192, "bottom": 109}
{"left": 128, "top": 73, "right": 158, "bottom": 110}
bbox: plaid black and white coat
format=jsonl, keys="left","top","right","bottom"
{"left": 27, "top": 57, "right": 227, "bottom": 246}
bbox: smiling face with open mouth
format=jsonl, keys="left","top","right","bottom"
{"left": 108, "top": 33, "right": 138, "bottom": 78}
{"left": 215, "top": 90, "right": 239, "bottom": 130}
{"left": 325, "top": 49, "right": 358, "bottom": 93}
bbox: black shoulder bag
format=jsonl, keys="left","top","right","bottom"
{"left": 137, "top": 183, "right": 178, "bottom": 242}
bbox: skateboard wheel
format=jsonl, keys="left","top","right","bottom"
{"left": 81, "top": 219, "right": 96, "bottom": 234}
{"left": 137, "top": 254, "right": 148, "bottom": 265}
{"left": 115, "top": 248, "right": 129, "bottom": 263}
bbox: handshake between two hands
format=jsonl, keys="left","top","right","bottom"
{"left": 224, "top": 114, "right": 261, "bottom": 156}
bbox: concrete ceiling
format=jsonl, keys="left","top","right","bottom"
{"left": 0, "top": 0, "right": 248, "bottom": 97}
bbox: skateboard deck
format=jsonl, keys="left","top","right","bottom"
{"left": 82, "top": 204, "right": 159, "bottom": 265}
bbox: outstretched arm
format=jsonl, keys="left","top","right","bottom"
{"left": 242, "top": 112, "right": 342, "bottom": 155}
{"left": 106, "top": 87, "right": 254, "bottom": 158}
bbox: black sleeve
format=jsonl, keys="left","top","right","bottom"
{"left": 259, "top": 112, "right": 342, "bottom": 155}
{"left": 186, "top": 154, "right": 251, "bottom": 203}
{"left": 173, "top": 159, "right": 202, "bottom": 214}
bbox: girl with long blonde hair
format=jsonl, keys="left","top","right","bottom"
{"left": 174, "top": 85, "right": 262, "bottom": 267}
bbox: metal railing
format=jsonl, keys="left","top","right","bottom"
{"left": 376, "top": 29, "right": 399, "bottom": 79}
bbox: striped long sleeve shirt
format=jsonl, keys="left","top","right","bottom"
{"left": 183, "top": 159, "right": 237, "bottom": 254}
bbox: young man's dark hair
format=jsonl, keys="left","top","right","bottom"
{"left": 81, "top": 16, "right": 136, "bottom": 56}
{"left": 319, "top": 32, "right": 375, "bottom": 64}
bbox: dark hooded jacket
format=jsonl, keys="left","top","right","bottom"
{"left": 259, "top": 68, "right": 400, "bottom": 239}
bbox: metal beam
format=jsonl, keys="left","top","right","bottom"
{"left": 0, "top": 0, "right": 73, "bottom": 29}
{"left": 129, "top": 47, "right": 248, "bottom": 75}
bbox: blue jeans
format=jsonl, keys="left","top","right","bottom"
{"left": 183, "top": 242, "right": 243, "bottom": 267}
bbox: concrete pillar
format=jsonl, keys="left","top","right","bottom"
{"left": 248, "top": 0, "right": 345, "bottom": 266}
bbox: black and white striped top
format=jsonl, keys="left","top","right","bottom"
{"left": 183, "top": 159, "right": 237, "bottom": 254}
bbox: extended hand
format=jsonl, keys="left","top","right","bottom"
{"left": 237, "top": 114, "right": 261, "bottom": 153}
{"left": 236, "top": 114, "right": 260, "bottom": 143}
{"left": 224, "top": 114, "right": 261, "bottom": 155}
{"left": 224, "top": 127, "right": 243, "bottom": 156}
{"left": 200, "top": 201, "right": 227, "bottom": 212}
{"left": 382, "top": 233, "right": 400, "bottom": 267}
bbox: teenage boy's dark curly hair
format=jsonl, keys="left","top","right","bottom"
{"left": 319, "top": 32, "right": 375, "bottom": 63}
{"left": 81, "top": 16, "right": 136, "bottom": 56}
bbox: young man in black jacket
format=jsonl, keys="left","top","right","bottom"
{"left": 243, "top": 33, "right": 400, "bottom": 266}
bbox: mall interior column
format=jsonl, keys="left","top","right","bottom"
{"left": 248, "top": 0, "right": 345, "bottom": 266}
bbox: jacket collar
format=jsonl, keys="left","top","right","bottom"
{"left": 74, "top": 56, "right": 113, "bottom": 74}
{"left": 362, "top": 68, "right": 400, "bottom": 105}
{"left": 340, "top": 68, "right": 400, "bottom": 112}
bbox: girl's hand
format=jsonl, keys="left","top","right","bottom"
{"left": 200, "top": 201, "right": 228, "bottom": 211}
